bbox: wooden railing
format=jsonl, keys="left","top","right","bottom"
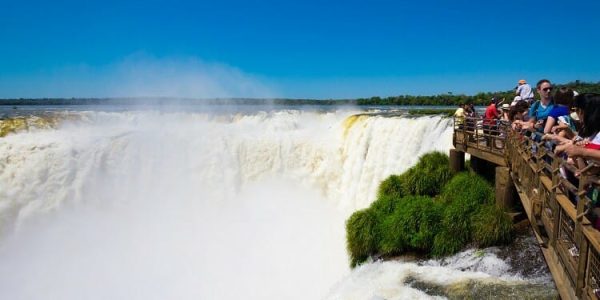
{"left": 453, "top": 115, "right": 600, "bottom": 299}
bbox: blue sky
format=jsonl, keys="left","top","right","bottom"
{"left": 1, "top": 0, "right": 599, "bottom": 99}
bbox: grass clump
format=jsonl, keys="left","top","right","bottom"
{"left": 377, "top": 175, "right": 406, "bottom": 199}
{"left": 346, "top": 209, "right": 380, "bottom": 267}
{"left": 407, "top": 109, "right": 455, "bottom": 117}
{"left": 440, "top": 172, "right": 494, "bottom": 206}
{"left": 345, "top": 152, "right": 515, "bottom": 267}
{"left": 402, "top": 152, "right": 452, "bottom": 196}
{"left": 378, "top": 196, "right": 444, "bottom": 255}
{"left": 472, "top": 204, "right": 515, "bottom": 247}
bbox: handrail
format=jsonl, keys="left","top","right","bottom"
{"left": 453, "top": 115, "right": 600, "bottom": 299}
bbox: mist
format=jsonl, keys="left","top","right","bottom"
{"left": 0, "top": 53, "right": 277, "bottom": 99}
{"left": 0, "top": 109, "right": 456, "bottom": 299}
{"left": 0, "top": 111, "right": 350, "bottom": 299}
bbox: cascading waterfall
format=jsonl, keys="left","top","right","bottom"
{"left": 0, "top": 108, "right": 551, "bottom": 300}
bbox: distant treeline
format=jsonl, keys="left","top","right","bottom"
{"left": 356, "top": 80, "right": 600, "bottom": 106}
{"left": 2, "top": 80, "right": 599, "bottom": 106}
{"left": 0, "top": 97, "right": 354, "bottom": 106}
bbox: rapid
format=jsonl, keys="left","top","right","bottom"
{"left": 0, "top": 107, "right": 552, "bottom": 299}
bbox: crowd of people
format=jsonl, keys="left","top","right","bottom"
{"left": 454, "top": 78, "right": 600, "bottom": 227}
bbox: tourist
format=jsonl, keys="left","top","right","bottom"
{"left": 544, "top": 87, "right": 575, "bottom": 135}
{"left": 516, "top": 79, "right": 535, "bottom": 104}
{"left": 525, "top": 79, "right": 555, "bottom": 133}
{"left": 483, "top": 97, "right": 500, "bottom": 145}
{"left": 555, "top": 93, "right": 600, "bottom": 162}
{"left": 500, "top": 103, "right": 510, "bottom": 122}
{"left": 511, "top": 95, "right": 522, "bottom": 106}
{"left": 454, "top": 103, "right": 465, "bottom": 129}
{"left": 509, "top": 100, "right": 530, "bottom": 127}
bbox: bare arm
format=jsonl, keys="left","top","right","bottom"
{"left": 556, "top": 144, "right": 600, "bottom": 161}
{"left": 543, "top": 116, "right": 556, "bottom": 134}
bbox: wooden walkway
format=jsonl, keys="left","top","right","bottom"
{"left": 453, "top": 117, "right": 600, "bottom": 300}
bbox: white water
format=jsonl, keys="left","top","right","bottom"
{"left": 0, "top": 108, "right": 541, "bottom": 300}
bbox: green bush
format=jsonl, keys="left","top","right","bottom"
{"left": 370, "top": 194, "right": 403, "bottom": 217}
{"left": 432, "top": 229, "right": 466, "bottom": 257}
{"left": 378, "top": 196, "right": 444, "bottom": 254}
{"left": 440, "top": 172, "right": 494, "bottom": 206}
{"left": 378, "top": 212, "right": 410, "bottom": 255}
{"left": 346, "top": 209, "right": 380, "bottom": 267}
{"left": 402, "top": 152, "right": 452, "bottom": 196}
{"left": 472, "top": 204, "right": 514, "bottom": 247}
{"left": 344, "top": 152, "right": 516, "bottom": 267}
{"left": 401, "top": 196, "right": 444, "bottom": 251}
{"left": 377, "top": 175, "right": 406, "bottom": 199}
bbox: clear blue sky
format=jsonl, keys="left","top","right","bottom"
{"left": 1, "top": 0, "right": 599, "bottom": 99}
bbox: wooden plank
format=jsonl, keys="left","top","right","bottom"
{"left": 537, "top": 230, "right": 578, "bottom": 300}
{"left": 583, "top": 225, "right": 600, "bottom": 253}
{"left": 513, "top": 173, "right": 578, "bottom": 299}
{"left": 556, "top": 240, "right": 578, "bottom": 287}
{"left": 464, "top": 147, "right": 507, "bottom": 167}
{"left": 456, "top": 126, "right": 594, "bottom": 299}
{"left": 540, "top": 176, "right": 552, "bottom": 192}
{"left": 556, "top": 194, "right": 578, "bottom": 221}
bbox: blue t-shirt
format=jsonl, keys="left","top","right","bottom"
{"left": 528, "top": 100, "right": 554, "bottom": 121}
{"left": 548, "top": 105, "right": 570, "bottom": 119}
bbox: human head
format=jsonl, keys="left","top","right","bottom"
{"left": 490, "top": 96, "right": 499, "bottom": 105}
{"left": 536, "top": 79, "right": 552, "bottom": 101}
{"left": 572, "top": 93, "right": 600, "bottom": 137}
{"left": 518, "top": 79, "right": 526, "bottom": 85}
{"left": 554, "top": 87, "right": 575, "bottom": 107}
{"left": 509, "top": 100, "right": 530, "bottom": 121}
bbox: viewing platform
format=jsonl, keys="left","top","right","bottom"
{"left": 452, "top": 116, "right": 600, "bottom": 300}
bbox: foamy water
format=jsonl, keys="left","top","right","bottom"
{"left": 0, "top": 108, "right": 550, "bottom": 299}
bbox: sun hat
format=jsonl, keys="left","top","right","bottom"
{"left": 502, "top": 104, "right": 510, "bottom": 109}
{"left": 518, "top": 79, "right": 526, "bottom": 84}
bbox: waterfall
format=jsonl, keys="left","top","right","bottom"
{"left": 0, "top": 109, "right": 458, "bottom": 300}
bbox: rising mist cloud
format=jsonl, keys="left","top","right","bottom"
{"left": 0, "top": 53, "right": 278, "bottom": 99}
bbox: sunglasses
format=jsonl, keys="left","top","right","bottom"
{"left": 542, "top": 87, "right": 553, "bottom": 92}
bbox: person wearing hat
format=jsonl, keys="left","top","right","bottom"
{"left": 500, "top": 103, "right": 511, "bottom": 121}
{"left": 516, "top": 79, "right": 535, "bottom": 104}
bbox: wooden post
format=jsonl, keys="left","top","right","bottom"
{"left": 449, "top": 149, "right": 465, "bottom": 174}
{"left": 495, "top": 166, "right": 515, "bottom": 211}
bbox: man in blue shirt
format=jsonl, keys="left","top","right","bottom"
{"left": 527, "top": 79, "right": 554, "bottom": 132}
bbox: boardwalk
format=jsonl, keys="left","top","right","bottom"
{"left": 453, "top": 117, "right": 600, "bottom": 300}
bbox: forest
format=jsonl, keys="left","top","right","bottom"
{"left": 1, "top": 80, "right": 599, "bottom": 106}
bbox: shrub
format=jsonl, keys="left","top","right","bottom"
{"left": 346, "top": 209, "right": 380, "bottom": 267}
{"left": 402, "top": 152, "right": 452, "bottom": 196}
{"left": 472, "top": 204, "right": 514, "bottom": 247}
{"left": 377, "top": 175, "right": 406, "bottom": 199}
{"left": 344, "top": 152, "right": 516, "bottom": 267}
{"left": 439, "top": 199, "right": 474, "bottom": 244}
{"left": 378, "top": 212, "right": 410, "bottom": 255}
{"left": 378, "top": 196, "right": 444, "bottom": 254}
{"left": 401, "top": 196, "right": 445, "bottom": 251}
{"left": 370, "top": 194, "right": 403, "bottom": 217}
{"left": 432, "top": 229, "right": 466, "bottom": 257}
{"left": 440, "top": 172, "right": 494, "bottom": 206}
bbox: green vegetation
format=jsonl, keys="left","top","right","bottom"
{"left": 357, "top": 80, "right": 600, "bottom": 106}
{"left": 407, "top": 109, "right": 455, "bottom": 117}
{"left": 402, "top": 152, "right": 452, "bottom": 196}
{"left": 472, "top": 204, "right": 514, "bottom": 247}
{"left": 346, "top": 152, "right": 514, "bottom": 267}
{"left": 2, "top": 80, "right": 599, "bottom": 106}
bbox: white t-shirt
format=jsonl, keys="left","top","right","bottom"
{"left": 517, "top": 84, "right": 534, "bottom": 99}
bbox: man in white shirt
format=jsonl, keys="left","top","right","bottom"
{"left": 516, "top": 79, "right": 535, "bottom": 103}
